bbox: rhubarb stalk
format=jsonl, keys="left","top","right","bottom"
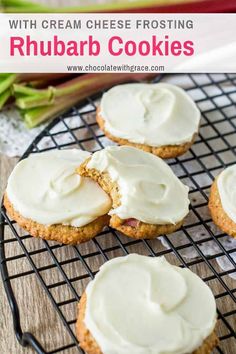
{"left": 0, "top": 89, "right": 12, "bottom": 109}
{"left": 0, "top": 73, "right": 75, "bottom": 109}
{"left": 2, "top": 0, "right": 187, "bottom": 13}
{"left": 0, "top": 74, "right": 17, "bottom": 95}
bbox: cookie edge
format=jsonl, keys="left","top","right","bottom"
{"left": 208, "top": 178, "right": 236, "bottom": 238}
{"left": 3, "top": 193, "right": 110, "bottom": 245}
{"left": 97, "top": 107, "right": 196, "bottom": 159}
{"left": 76, "top": 293, "right": 219, "bottom": 354}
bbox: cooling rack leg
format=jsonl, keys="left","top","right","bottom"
{"left": 0, "top": 213, "right": 47, "bottom": 354}
{"left": 22, "top": 333, "right": 46, "bottom": 353}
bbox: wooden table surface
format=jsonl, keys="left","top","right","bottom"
{"left": 1, "top": 2, "right": 236, "bottom": 353}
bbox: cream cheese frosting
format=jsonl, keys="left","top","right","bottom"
{"left": 6, "top": 149, "right": 111, "bottom": 227}
{"left": 87, "top": 146, "right": 189, "bottom": 224}
{"left": 100, "top": 83, "right": 201, "bottom": 147}
{"left": 85, "top": 254, "right": 217, "bottom": 354}
{"left": 217, "top": 165, "right": 236, "bottom": 223}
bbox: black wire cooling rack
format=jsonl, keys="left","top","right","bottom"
{"left": 1, "top": 74, "right": 236, "bottom": 354}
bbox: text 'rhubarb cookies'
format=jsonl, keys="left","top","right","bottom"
{"left": 97, "top": 83, "right": 201, "bottom": 158}
{"left": 78, "top": 146, "right": 190, "bottom": 239}
{"left": 76, "top": 254, "right": 218, "bottom": 354}
{"left": 209, "top": 164, "right": 236, "bottom": 238}
{"left": 4, "top": 149, "right": 111, "bottom": 244}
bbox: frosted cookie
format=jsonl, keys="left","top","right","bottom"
{"left": 97, "top": 83, "right": 201, "bottom": 159}
{"left": 4, "top": 149, "right": 111, "bottom": 244}
{"left": 78, "top": 146, "right": 189, "bottom": 239}
{"left": 209, "top": 165, "right": 236, "bottom": 238}
{"left": 76, "top": 254, "right": 218, "bottom": 354}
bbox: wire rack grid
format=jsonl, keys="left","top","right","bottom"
{"left": 1, "top": 73, "right": 236, "bottom": 354}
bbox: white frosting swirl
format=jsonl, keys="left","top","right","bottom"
{"left": 87, "top": 146, "right": 189, "bottom": 224}
{"left": 6, "top": 149, "right": 111, "bottom": 227}
{"left": 85, "top": 254, "right": 217, "bottom": 354}
{"left": 217, "top": 164, "right": 236, "bottom": 223}
{"left": 100, "top": 83, "right": 201, "bottom": 147}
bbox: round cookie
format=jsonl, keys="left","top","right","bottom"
{"left": 4, "top": 149, "right": 111, "bottom": 245}
{"left": 97, "top": 83, "right": 201, "bottom": 159}
{"left": 209, "top": 166, "right": 236, "bottom": 238}
{"left": 76, "top": 255, "right": 218, "bottom": 354}
{"left": 77, "top": 146, "right": 189, "bottom": 239}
